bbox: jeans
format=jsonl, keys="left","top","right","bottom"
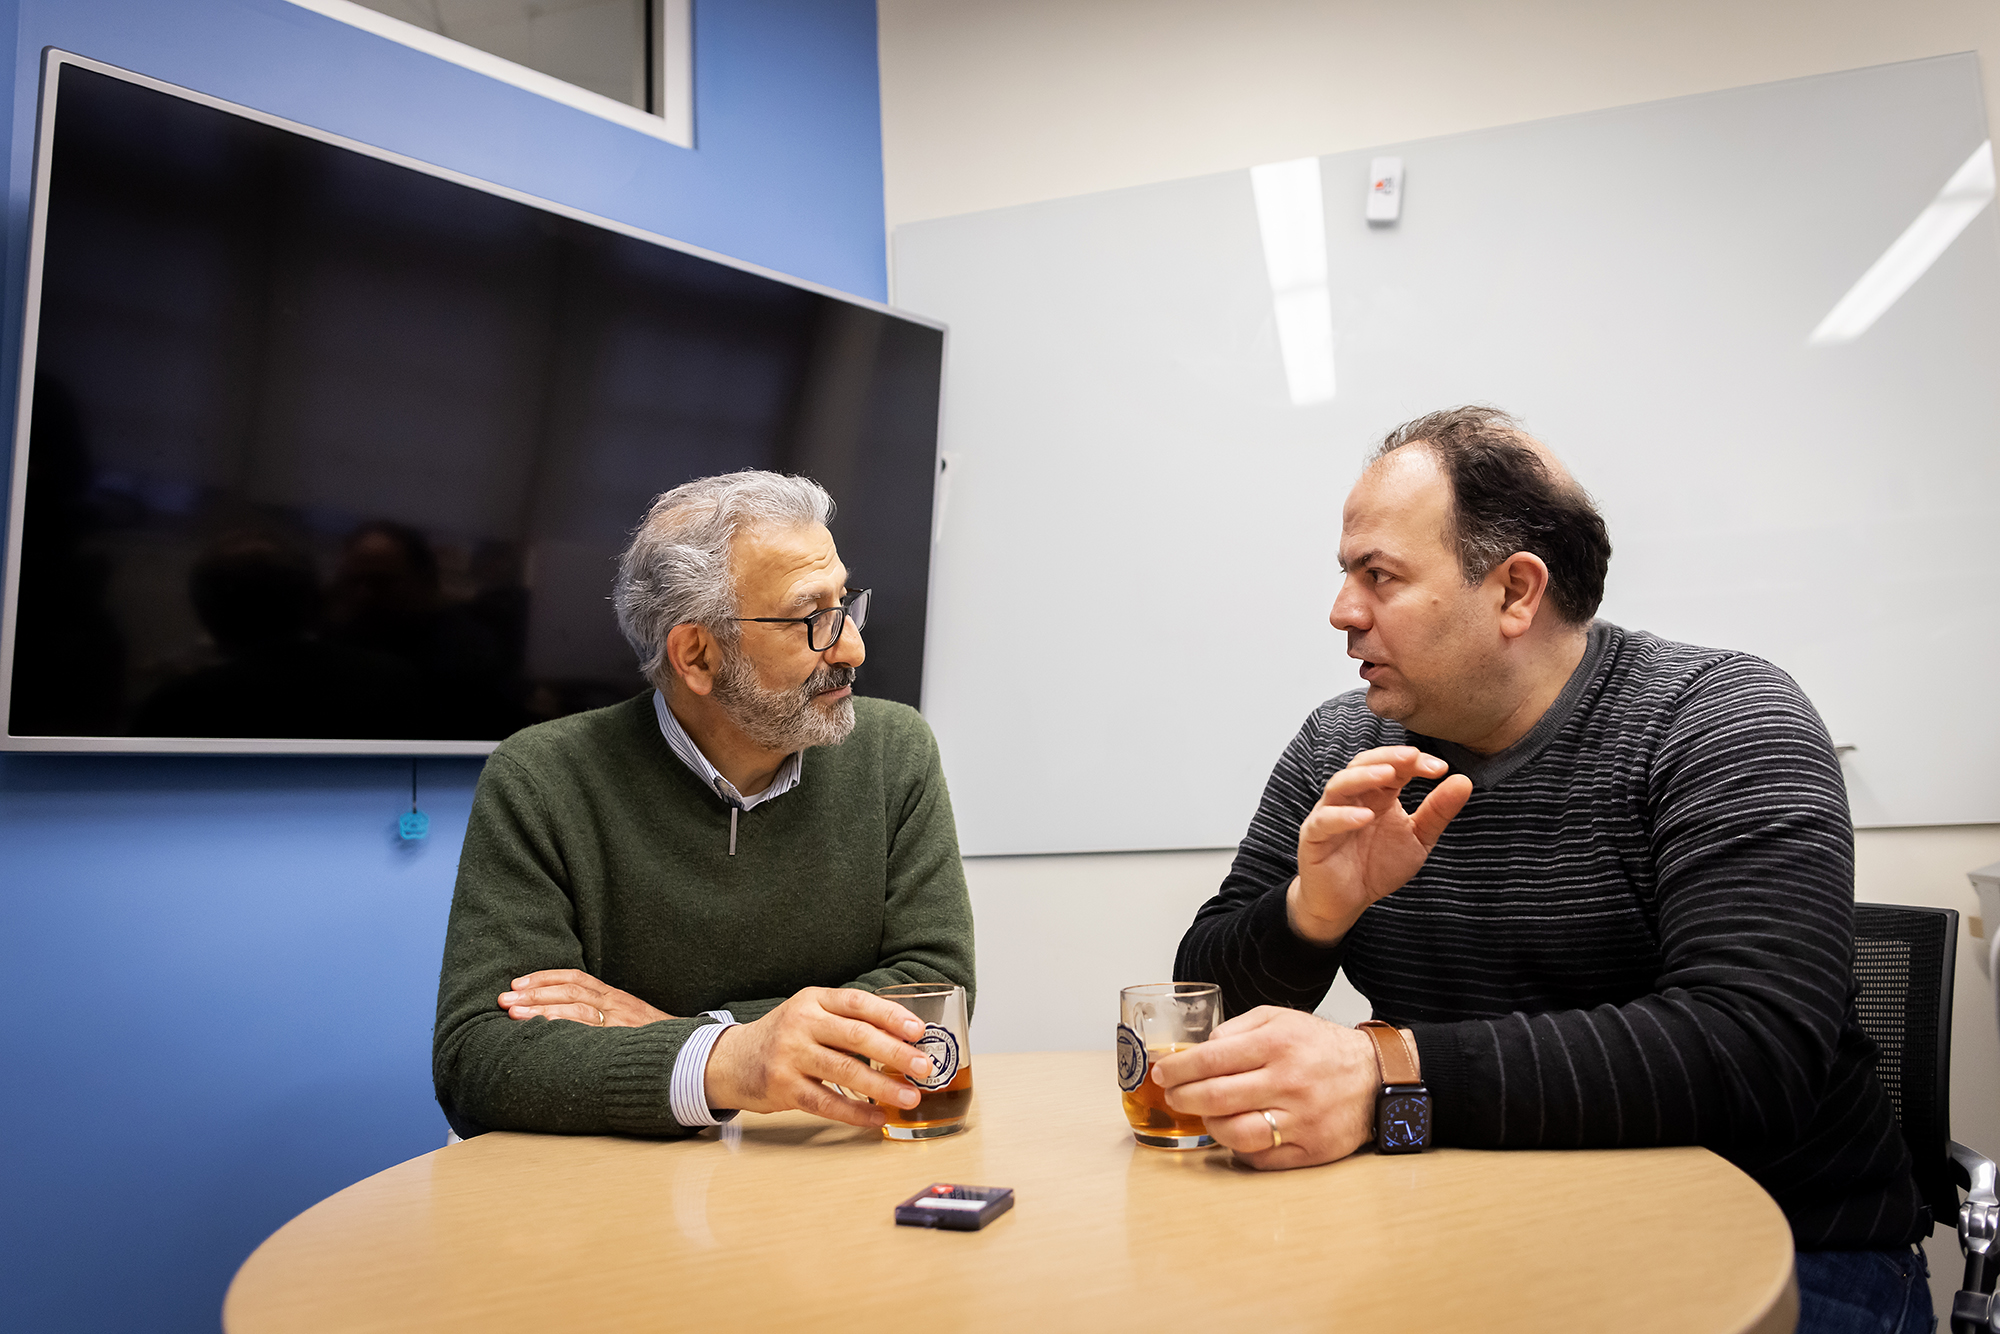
{"left": 1796, "top": 1244, "right": 1935, "bottom": 1334}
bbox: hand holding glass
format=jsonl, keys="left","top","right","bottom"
{"left": 874, "top": 983, "right": 973, "bottom": 1140}
{"left": 1117, "top": 982, "right": 1222, "bottom": 1149}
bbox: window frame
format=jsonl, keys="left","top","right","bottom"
{"left": 283, "top": 0, "right": 694, "bottom": 149}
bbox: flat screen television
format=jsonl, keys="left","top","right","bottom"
{"left": 0, "top": 51, "right": 945, "bottom": 754}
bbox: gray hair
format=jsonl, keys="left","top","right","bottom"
{"left": 614, "top": 470, "right": 835, "bottom": 686}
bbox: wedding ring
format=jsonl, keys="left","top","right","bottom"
{"left": 1261, "top": 1108, "right": 1283, "bottom": 1150}
{"left": 594, "top": 1007, "right": 606, "bottom": 1026}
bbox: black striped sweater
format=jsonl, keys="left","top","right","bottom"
{"left": 1177, "top": 621, "right": 1925, "bottom": 1250}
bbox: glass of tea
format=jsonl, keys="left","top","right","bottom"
{"left": 1117, "top": 982, "right": 1222, "bottom": 1149}
{"left": 874, "top": 982, "right": 974, "bottom": 1140}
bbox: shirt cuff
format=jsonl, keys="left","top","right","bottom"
{"left": 669, "top": 1010, "right": 741, "bottom": 1128}
{"left": 1404, "top": 1021, "right": 1469, "bottom": 1145}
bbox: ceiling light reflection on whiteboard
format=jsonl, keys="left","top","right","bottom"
{"left": 1809, "top": 140, "right": 1994, "bottom": 345}
{"left": 1251, "top": 157, "right": 1328, "bottom": 289}
{"left": 1250, "top": 157, "right": 1337, "bottom": 406}
{"left": 1272, "top": 287, "right": 1337, "bottom": 404}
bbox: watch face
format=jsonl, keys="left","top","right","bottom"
{"left": 1379, "top": 1093, "right": 1431, "bottom": 1152}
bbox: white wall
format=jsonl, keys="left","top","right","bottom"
{"left": 965, "top": 849, "right": 1368, "bottom": 1057}
{"left": 884, "top": 0, "right": 2000, "bottom": 1304}
{"left": 877, "top": 0, "right": 2000, "bottom": 230}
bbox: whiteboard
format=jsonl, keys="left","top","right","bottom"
{"left": 895, "top": 55, "right": 2000, "bottom": 856}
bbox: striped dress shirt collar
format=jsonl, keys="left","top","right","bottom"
{"left": 651, "top": 689, "right": 803, "bottom": 812}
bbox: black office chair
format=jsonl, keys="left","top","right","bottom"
{"left": 1851, "top": 903, "right": 2000, "bottom": 1334}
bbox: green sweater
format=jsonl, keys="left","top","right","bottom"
{"left": 432, "top": 692, "right": 975, "bottom": 1138}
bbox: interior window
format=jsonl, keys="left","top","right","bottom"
{"left": 349, "top": 0, "right": 657, "bottom": 113}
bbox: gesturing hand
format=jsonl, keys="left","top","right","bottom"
{"left": 1151, "top": 1005, "right": 1381, "bottom": 1169}
{"left": 498, "top": 969, "right": 675, "bottom": 1028}
{"left": 701, "top": 987, "right": 935, "bottom": 1130}
{"left": 1288, "top": 745, "right": 1472, "bottom": 945}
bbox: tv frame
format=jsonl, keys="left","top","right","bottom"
{"left": 0, "top": 49, "right": 949, "bottom": 756}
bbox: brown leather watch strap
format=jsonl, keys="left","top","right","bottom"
{"left": 1357, "top": 1020, "right": 1422, "bottom": 1085}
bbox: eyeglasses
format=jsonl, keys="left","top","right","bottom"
{"left": 735, "top": 588, "right": 871, "bottom": 652}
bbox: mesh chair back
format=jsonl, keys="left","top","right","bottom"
{"left": 1851, "top": 903, "right": 1958, "bottom": 1226}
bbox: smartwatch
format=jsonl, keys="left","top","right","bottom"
{"left": 1357, "top": 1019, "right": 1431, "bottom": 1154}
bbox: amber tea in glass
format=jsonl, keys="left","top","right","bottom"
{"left": 1117, "top": 983, "right": 1221, "bottom": 1149}
{"left": 875, "top": 983, "right": 972, "bottom": 1140}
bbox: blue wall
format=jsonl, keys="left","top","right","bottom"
{"left": 0, "top": 2, "right": 886, "bottom": 1330}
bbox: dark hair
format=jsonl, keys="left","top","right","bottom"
{"left": 1371, "top": 406, "right": 1611, "bottom": 624}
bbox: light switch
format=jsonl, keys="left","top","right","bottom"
{"left": 1368, "top": 157, "right": 1404, "bottom": 224}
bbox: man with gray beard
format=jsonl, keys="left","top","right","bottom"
{"left": 432, "top": 471, "right": 975, "bottom": 1139}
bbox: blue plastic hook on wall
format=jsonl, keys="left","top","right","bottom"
{"left": 400, "top": 760, "right": 429, "bottom": 840}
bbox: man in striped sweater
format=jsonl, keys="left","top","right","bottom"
{"left": 1162, "top": 407, "right": 1932, "bottom": 1332}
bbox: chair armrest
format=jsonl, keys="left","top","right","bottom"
{"left": 1952, "top": 1141, "right": 1998, "bottom": 1209}
{"left": 1952, "top": 1144, "right": 2000, "bottom": 1329}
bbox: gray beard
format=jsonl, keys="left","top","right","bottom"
{"left": 711, "top": 652, "right": 857, "bottom": 753}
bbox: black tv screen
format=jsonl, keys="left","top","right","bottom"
{"left": 1, "top": 53, "right": 944, "bottom": 753}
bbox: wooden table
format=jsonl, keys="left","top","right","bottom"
{"left": 225, "top": 1051, "right": 1798, "bottom": 1333}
